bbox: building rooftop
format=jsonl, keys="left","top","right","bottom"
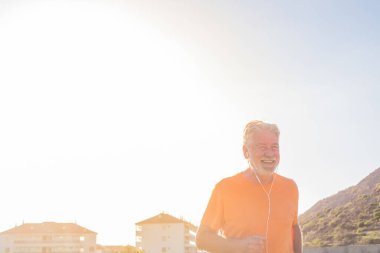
{"left": 0, "top": 222, "right": 97, "bottom": 235}
{"left": 135, "top": 212, "right": 197, "bottom": 230}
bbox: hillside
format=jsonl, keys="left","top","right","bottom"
{"left": 299, "top": 167, "right": 380, "bottom": 247}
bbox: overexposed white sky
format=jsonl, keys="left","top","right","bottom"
{"left": 1, "top": 0, "right": 380, "bottom": 246}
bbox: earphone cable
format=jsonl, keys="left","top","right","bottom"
{"left": 252, "top": 169, "right": 276, "bottom": 253}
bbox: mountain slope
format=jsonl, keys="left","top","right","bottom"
{"left": 299, "top": 167, "right": 380, "bottom": 247}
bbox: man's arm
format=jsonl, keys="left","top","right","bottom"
{"left": 196, "top": 225, "right": 264, "bottom": 253}
{"left": 293, "top": 224, "right": 303, "bottom": 253}
{"left": 196, "top": 225, "right": 235, "bottom": 253}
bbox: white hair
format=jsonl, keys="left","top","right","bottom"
{"left": 243, "top": 120, "right": 280, "bottom": 146}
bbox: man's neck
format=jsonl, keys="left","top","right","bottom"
{"left": 246, "top": 168, "right": 274, "bottom": 184}
{"left": 256, "top": 173, "right": 273, "bottom": 184}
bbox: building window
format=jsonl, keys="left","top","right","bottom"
{"left": 162, "top": 247, "right": 166, "bottom": 253}
{"left": 42, "top": 235, "right": 52, "bottom": 241}
{"left": 80, "top": 236, "right": 85, "bottom": 241}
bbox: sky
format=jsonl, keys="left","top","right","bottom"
{"left": 1, "top": 0, "right": 380, "bottom": 246}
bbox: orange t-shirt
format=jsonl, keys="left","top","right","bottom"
{"left": 200, "top": 170, "right": 299, "bottom": 253}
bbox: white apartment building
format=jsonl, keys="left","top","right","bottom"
{"left": 135, "top": 213, "right": 198, "bottom": 253}
{"left": 0, "top": 222, "right": 97, "bottom": 253}
{"left": 96, "top": 245, "right": 142, "bottom": 253}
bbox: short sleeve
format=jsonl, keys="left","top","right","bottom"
{"left": 200, "top": 183, "right": 225, "bottom": 232}
{"left": 292, "top": 182, "right": 299, "bottom": 226}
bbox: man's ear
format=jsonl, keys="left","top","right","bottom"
{"left": 242, "top": 145, "right": 249, "bottom": 159}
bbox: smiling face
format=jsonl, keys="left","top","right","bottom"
{"left": 243, "top": 129, "right": 280, "bottom": 176}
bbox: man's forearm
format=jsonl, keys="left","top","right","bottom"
{"left": 196, "top": 227, "right": 237, "bottom": 253}
{"left": 293, "top": 224, "right": 303, "bottom": 253}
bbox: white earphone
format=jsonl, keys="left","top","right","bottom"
{"left": 248, "top": 159, "right": 277, "bottom": 253}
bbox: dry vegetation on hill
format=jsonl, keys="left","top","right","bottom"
{"left": 299, "top": 168, "right": 380, "bottom": 247}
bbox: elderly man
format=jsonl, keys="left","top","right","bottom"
{"left": 196, "top": 120, "right": 302, "bottom": 253}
